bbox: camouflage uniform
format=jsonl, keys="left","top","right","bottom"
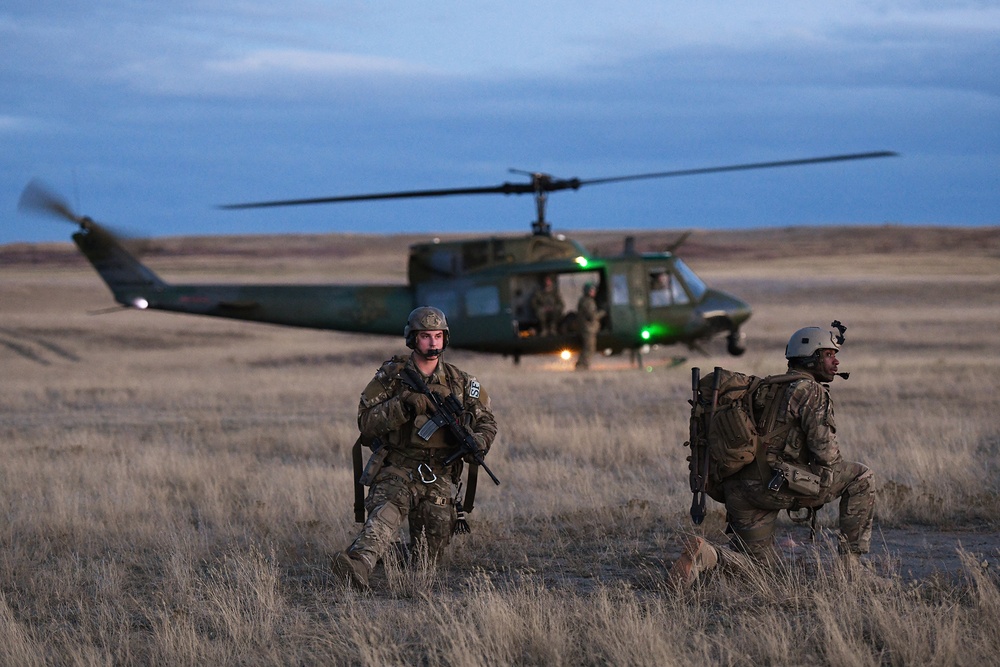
{"left": 531, "top": 281, "right": 565, "bottom": 336}
{"left": 721, "top": 369, "right": 875, "bottom": 561}
{"left": 575, "top": 289, "right": 605, "bottom": 370}
{"left": 344, "top": 353, "right": 497, "bottom": 576}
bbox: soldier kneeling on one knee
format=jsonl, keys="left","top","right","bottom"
{"left": 670, "top": 322, "right": 875, "bottom": 588}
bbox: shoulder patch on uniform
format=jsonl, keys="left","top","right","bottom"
{"left": 469, "top": 379, "right": 480, "bottom": 399}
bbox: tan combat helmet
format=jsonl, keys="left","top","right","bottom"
{"left": 404, "top": 306, "right": 450, "bottom": 350}
{"left": 785, "top": 325, "right": 841, "bottom": 360}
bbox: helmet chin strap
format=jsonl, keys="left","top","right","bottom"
{"left": 417, "top": 347, "right": 443, "bottom": 360}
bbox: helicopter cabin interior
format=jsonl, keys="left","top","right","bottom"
{"left": 510, "top": 255, "right": 706, "bottom": 338}
{"left": 510, "top": 270, "right": 605, "bottom": 337}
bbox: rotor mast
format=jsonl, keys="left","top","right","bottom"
{"left": 510, "top": 170, "right": 559, "bottom": 236}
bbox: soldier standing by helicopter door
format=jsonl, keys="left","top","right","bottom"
{"left": 575, "top": 283, "right": 605, "bottom": 371}
{"left": 331, "top": 306, "right": 498, "bottom": 589}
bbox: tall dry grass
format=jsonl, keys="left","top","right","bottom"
{"left": 1, "top": 228, "right": 999, "bottom": 664}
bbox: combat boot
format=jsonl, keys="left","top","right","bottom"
{"left": 667, "top": 536, "right": 719, "bottom": 590}
{"left": 331, "top": 551, "right": 370, "bottom": 590}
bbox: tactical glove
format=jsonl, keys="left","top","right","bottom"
{"left": 428, "top": 383, "right": 452, "bottom": 401}
{"left": 463, "top": 433, "right": 489, "bottom": 464}
{"left": 402, "top": 390, "right": 435, "bottom": 416}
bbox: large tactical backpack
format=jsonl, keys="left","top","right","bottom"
{"left": 686, "top": 367, "right": 799, "bottom": 511}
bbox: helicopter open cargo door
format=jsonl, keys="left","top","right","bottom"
{"left": 510, "top": 270, "right": 599, "bottom": 337}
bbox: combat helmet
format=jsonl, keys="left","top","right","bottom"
{"left": 785, "top": 321, "right": 846, "bottom": 369}
{"left": 404, "top": 306, "right": 450, "bottom": 350}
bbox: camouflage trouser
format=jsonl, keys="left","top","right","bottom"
{"left": 539, "top": 311, "right": 560, "bottom": 336}
{"left": 346, "top": 466, "right": 456, "bottom": 575}
{"left": 576, "top": 328, "right": 598, "bottom": 370}
{"left": 721, "top": 461, "right": 875, "bottom": 562}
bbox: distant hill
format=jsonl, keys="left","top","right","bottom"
{"left": 3, "top": 224, "right": 998, "bottom": 267}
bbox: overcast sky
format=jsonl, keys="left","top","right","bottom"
{"left": 2, "top": 1, "right": 997, "bottom": 245}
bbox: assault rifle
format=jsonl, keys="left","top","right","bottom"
{"left": 400, "top": 366, "right": 500, "bottom": 486}
{"left": 688, "top": 366, "right": 721, "bottom": 525}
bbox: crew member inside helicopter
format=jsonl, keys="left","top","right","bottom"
{"left": 530, "top": 275, "right": 565, "bottom": 336}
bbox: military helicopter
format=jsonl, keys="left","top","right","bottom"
{"left": 18, "top": 151, "right": 894, "bottom": 362}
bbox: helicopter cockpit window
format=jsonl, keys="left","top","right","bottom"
{"left": 649, "top": 270, "right": 672, "bottom": 307}
{"left": 465, "top": 285, "right": 500, "bottom": 317}
{"left": 672, "top": 258, "right": 707, "bottom": 302}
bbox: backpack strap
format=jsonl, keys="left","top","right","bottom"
{"left": 750, "top": 374, "right": 800, "bottom": 483}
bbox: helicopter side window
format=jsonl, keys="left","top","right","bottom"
{"left": 423, "top": 290, "right": 460, "bottom": 319}
{"left": 466, "top": 285, "right": 500, "bottom": 317}
{"left": 611, "top": 273, "right": 629, "bottom": 306}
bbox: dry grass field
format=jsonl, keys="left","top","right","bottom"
{"left": 2, "top": 225, "right": 999, "bottom": 665}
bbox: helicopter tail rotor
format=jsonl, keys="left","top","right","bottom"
{"left": 17, "top": 179, "right": 150, "bottom": 255}
{"left": 18, "top": 179, "right": 90, "bottom": 226}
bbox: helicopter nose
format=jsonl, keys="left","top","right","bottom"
{"left": 698, "top": 290, "right": 751, "bottom": 327}
{"left": 725, "top": 294, "right": 752, "bottom": 327}
{"left": 693, "top": 290, "right": 752, "bottom": 332}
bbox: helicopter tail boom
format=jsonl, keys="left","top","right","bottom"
{"left": 73, "top": 221, "right": 167, "bottom": 307}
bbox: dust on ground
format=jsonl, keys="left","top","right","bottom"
{"left": 867, "top": 526, "right": 999, "bottom": 581}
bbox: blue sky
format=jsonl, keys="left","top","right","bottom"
{"left": 2, "top": 1, "right": 998, "bottom": 245}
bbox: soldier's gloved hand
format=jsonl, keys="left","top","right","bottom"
{"left": 402, "top": 390, "right": 434, "bottom": 416}
{"left": 463, "top": 434, "right": 489, "bottom": 464}
{"left": 428, "top": 383, "right": 452, "bottom": 401}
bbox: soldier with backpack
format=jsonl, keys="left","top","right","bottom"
{"left": 670, "top": 322, "right": 876, "bottom": 587}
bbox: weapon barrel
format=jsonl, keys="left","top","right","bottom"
{"left": 689, "top": 367, "right": 701, "bottom": 493}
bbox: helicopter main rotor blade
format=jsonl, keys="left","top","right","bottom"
{"left": 575, "top": 151, "right": 898, "bottom": 187}
{"left": 219, "top": 182, "right": 540, "bottom": 210}
{"left": 219, "top": 150, "right": 897, "bottom": 210}
{"left": 18, "top": 178, "right": 85, "bottom": 224}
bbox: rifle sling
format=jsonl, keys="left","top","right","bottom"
{"left": 464, "top": 463, "right": 479, "bottom": 514}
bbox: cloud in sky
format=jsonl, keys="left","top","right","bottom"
{"left": 2, "top": 1, "right": 998, "bottom": 244}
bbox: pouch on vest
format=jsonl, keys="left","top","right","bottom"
{"left": 774, "top": 461, "right": 822, "bottom": 496}
{"left": 411, "top": 414, "right": 450, "bottom": 448}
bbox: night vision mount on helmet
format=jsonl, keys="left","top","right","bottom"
{"left": 786, "top": 320, "right": 850, "bottom": 379}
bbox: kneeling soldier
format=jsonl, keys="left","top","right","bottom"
{"left": 332, "top": 307, "right": 498, "bottom": 589}
{"left": 670, "top": 322, "right": 875, "bottom": 586}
